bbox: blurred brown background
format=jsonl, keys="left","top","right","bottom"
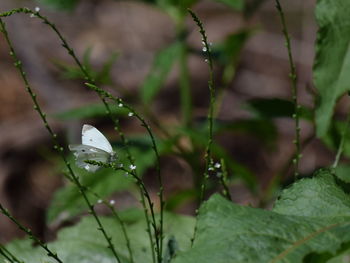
{"left": 0, "top": 0, "right": 327, "bottom": 244}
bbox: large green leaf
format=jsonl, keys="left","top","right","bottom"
{"left": 4, "top": 212, "right": 195, "bottom": 263}
{"left": 141, "top": 42, "right": 181, "bottom": 104}
{"left": 174, "top": 171, "right": 350, "bottom": 263}
{"left": 314, "top": 0, "right": 350, "bottom": 136}
{"left": 273, "top": 170, "right": 350, "bottom": 217}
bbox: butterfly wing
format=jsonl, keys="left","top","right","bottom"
{"left": 69, "top": 144, "right": 111, "bottom": 172}
{"left": 82, "top": 124, "right": 113, "bottom": 154}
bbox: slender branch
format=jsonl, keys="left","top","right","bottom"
{"left": 0, "top": 244, "right": 25, "bottom": 263}
{"left": 333, "top": 103, "right": 350, "bottom": 169}
{"left": 34, "top": 9, "right": 162, "bottom": 261}
{"left": 275, "top": 0, "right": 301, "bottom": 179}
{"left": 187, "top": 9, "right": 216, "bottom": 247}
{"left": 0, "top": 203, "right": 62, "bottom": 263}
{"left": 218, "top": 159, "right": 232, "bottom": 201}
{"left": 85, "top": 83, "right": 164, "bottom": 262}
{"left": 188, "top": 9, "right": 215, "bottom": 203}
{"left": 0, "top": 16, "right": 121, "bottom": 263}
{"left": 0, "top": 7, "right": 166, "bottom": 262}
{"left": 0, "top": 8, "right": 162, "bottom": 262}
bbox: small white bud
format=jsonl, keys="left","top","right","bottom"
{"left": 109, "top": 200, "right": 115, "bottom": 205}
{"left": 35, "top": 6, "right": 40, "bottom": 12}
{"left": 129, "top": 164, "right": 136, "bottom": 170}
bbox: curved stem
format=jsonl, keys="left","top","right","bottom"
{"left": 187, "top": 9, "right": 216, "bottom": 246}
{"left": 85, "top": 83, "right": 164, "bottom": 262}
{"left": 332, "top": 105, "right": 350, "bottom": 169}
{"left": 1, "top": 8, "right": 165, "bottom": 262}
{"left": 0, "top": 203, "right": 62, "bottom": 263}
{"left": 188, "top": 9, "right": 215, "bottom": 203}
{"left": 0, "top": 16, "right": 121, "bottom": 263}
{"left": 0, "top": 243, "right": 25, "bottom": 263}
{"left": 275, "top": 0, "right": 301, "bottom": 179}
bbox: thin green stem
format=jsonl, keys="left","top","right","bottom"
{"left": 111, "top": 118, "right": 156, "bottom": 263}
{"left": 187, "top": 9, "right": 215, "bottom": 247}
{"left": 332, "top": 104, "right": 350, "bottom": 169}
{"left": 219, "top": 159, "right": 232, "bottom": 201}
{"left": 0, "top": 8, "right": 159, "bottom": 262}
{"left": 1, "top": 8, "right": 165, "bottom": 262}
{"left": 0, "top": 244, "right": 25, "bottom": 263}
{"left": 0, "top": 203, "right": 62, "bottom": 263}
{"left": 0, "top": 16, "right": 121, "bottom": 263}
{"left": 34, "top": 9, "right": 161, "bottom": 261}
{"left": 188, "top": 9, "right": 215, "bottom": 204}
{"left": 275, "top": 0, "right": 301, "bottom": 179}
{"left": 86, "top": 83, "right": 164, "bottom": 263}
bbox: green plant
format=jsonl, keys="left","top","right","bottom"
{"left": 2, "top": 0, "right": 350, "bottom": 262}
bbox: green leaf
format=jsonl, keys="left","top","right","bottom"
{"left": 141, "top": 42, "right": 181, "bottom": 104}
{"left": 314, "top": 0, "right": 350, "bottom": 136}
{"left": 38, "top": 0, "right": 79, "bottom": 10}
{"left": 213, "top": 30, "right": 252, "bottom": 84}
{"left": 4, "top": 212, "right": 195, "bottom": 263}
{"left": 247, "top": 98, "right": 313, "bottom": 121}
{"left": 53, "top": 103, "right": 128, "bottom": 120}
{"left": 335, "top": 164, "right": 350, "bottom": 183}
{"left": 322, "top": 120, "right": 350, "bottom": 159}
{"left": 209, "top": 0, "right": 244, "bottom": 11}
{"left": 54, "top": 47, "right": 118, "bottom": 85}
{"left": 174, "top": 171, "right": 350, "bottom": 263}
{"left": 273, "top": 169, "right": 350, "bottom": 217}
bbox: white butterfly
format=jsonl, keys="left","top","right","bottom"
{"left": 69, "top": 124, "right": 116, "bottom": 172}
